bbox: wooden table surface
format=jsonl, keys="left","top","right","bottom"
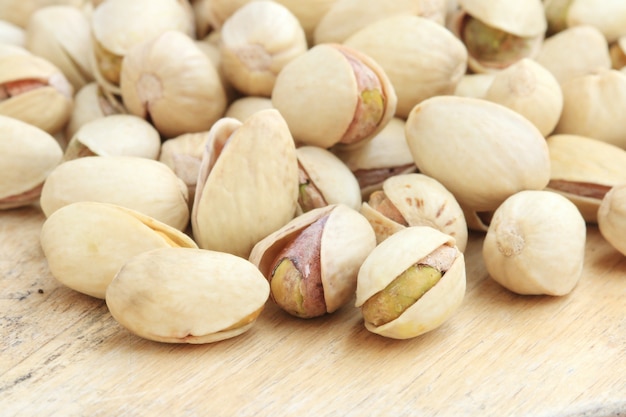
{"left": 1, "top": 205, "right": 625, "bottom": 416}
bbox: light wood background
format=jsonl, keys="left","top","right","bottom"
{"left": 1, "top": 205, "right": 625, "bottom": 416}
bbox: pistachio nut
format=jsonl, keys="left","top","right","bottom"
{"left": 250, "top": 204, "right": 376, "bottom": 318}
{"left": 191, "top": 109, "right": 299, "bottom": 258}
{"left": 106, "top": 247, "right": 270, "bottom": 344}
{"left": 40, "top": 155, "right": 190, "bottom": 230}
{"left": 483, "top": 58, "right": 563, "bottom": 137}
{"left": 64, "top": 114, "right": 161, "bottom": 161}
{"left": 274, "top": 0, "right": 338, "bottom": 45}
{"left": 0, "top": 114, "right": 63, "bottom": 209}
{"left": 405, "top": 96, "right": 551, "bottom": 212}
{"left": 333, "top": 117, "right": 417, "bottom": 199}
{"left": 598, "top": 184, "right": 626, "bottom": 256}
{"left": 224, "top": 96, "right": 274, "bottom": 122}
{"left": 543, "top": 0, "right": 574, "bottom": 36}
{"left": 344, "top": 14, "right": 466, "bottom": 119}
{"left": 0, "top": 0, "right": 84, "bottom": 28}
{"left": 545, "top": 134, "right": 626, "bottom": 222}
{"left": 296, "top": 146, "right": 362, "bottom": 213}
{"left": 554, "top": 69, "right": 626, "bottom": 149}
{"left": 0, "top": 44, "right": 73, "bottom": 135}
{"left": 453, "top": 73, "right": 495, "bottom": 99}
{"left": 220, "top": 1, "right": 308, "bottom": 97}
{"left": 355, "top": 226, "right": 466, "bottom": 339}
{"left": 65, "top": 82, "right": 124, "bottom": 140}
{"left": 120, "top": 30, "right": 227, "bottom": 138}
{"left": 192, "top": 0, "right": 255, "bottom": 31}
{"left": 40, "top": 201, "right": 197, "bottom": 299}
{"left": 271, "top": 43, "right": 397, "bottom": 149}
{"left": 566, "top": 0, "right": 626, "bottom": 43}
{"left": 483, "top": 190, "right": 586, "bottom": 296}
{"left": 360, "top": 173, "right": 468, "bottom": 252}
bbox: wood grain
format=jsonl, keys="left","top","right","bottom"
{"left": 1, "top": 205, "right": 625, "bottom": 416}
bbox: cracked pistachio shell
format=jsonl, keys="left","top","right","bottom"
{"left": 296, "top": 146, "right": 362, "bottom": 212}
{"left": 192, "top": 109, "right": 299, "bottom": 258}
{"left": 405, "top": 96, "right": 551, "bottom": 212}
{"left": 40, "top": 156, "right": 189, "bottom": 230}
{"left": 249, "top": 204, "right": 376, "bottom": 315}
{"left": 545, "top": 134, "right": 626, "bottom": 223}
{"left": 355, "top": 226, "right": 465, "bottom": 339}
{"left": 0, "top": 20, "right": 25, "bottom": 46}
{"left": 271, "top": 43, "right": 397, "bottom": 149}
{"left": 483, "top": 58, "right": 563, "bottom": 137}
{"left": 344, "top": 15, "right": 467, "bottom": 118}
{"left": 598, "top": 185, "right": 626, "bottom": 256}
{"left": 224, "top": 96, "right": 274, "bottom": 122}
{"left": 0, "top": 114, "right": 63, "bottom": 209}
{"left": 106, "top": 247, "right": 270, "bottom": 344}
{"left": 25, "top": 5, "right": 94, "bottom": 92}
{"left": 534, "top": 25, "right": 611, "bottom": 85}
{"left": 64, "top": 114, "right": 161, "bottom": 161}
{"left": 483, "top": 190, "right": 586, "bottom": 296}
{"left": 554, "top": 69, "right": 626, "bottom": 149}
{"left": 566, "top": 0, "right": 626, "bottom": 43}
{"left": 0, "top": 45, "right": 73, "bottom": 134}
{"left": 333, "top": 117, "right": 417, "bottom": 199}
{"left": 65, "top": 82, "right": 123, "bottom": 139}
{"left": 120, "top": 30, "right": 227, "bottom": 138}
{"left": 360, "top": 173, "right": 468, "bottom": 252}
{"left": 220, "top": 1, "right": 308, "bottom": 97}
{"left": 40, "top": 201, "right": 197, "bottom": 299}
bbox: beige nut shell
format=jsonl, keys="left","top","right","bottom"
{"left": 355, "top": 226, "right": 466, "bottom": 339}
{"left": 106, "top": 247, "right": 270, "bottom": 344}
{"left": 457, "top": 0, "right": 546, "bottom": 37}
{"left": 598, "top": 184, "right": 626, "bottom": 256}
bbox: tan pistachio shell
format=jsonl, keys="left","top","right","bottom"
{"left": 483, "top": 190, "right": 586, "bottom": 296}
{"left": 355, "top": 226, "right": 466, "bottom": 339}
{"left": 64, "top": 114, "right": 161, "bottom": 161}
{"left": 274, "top": 0, "right": 338, "bottom": 45}
{"left": 405, "top": 96, "right": 551, "bottom": 212}
{"left": 25, "top": 5, "right": 94, "bottom": 92}
{"left": 567, "top": 0, "right": 626, "bottom": 43}
{"left": 598, "top": 184, "right": 626, "bottom": 256}
{"left": 453, "top": 73, "right": 495, "bottom": 99}
{"left": 0, "top": 114, "right": 63, "bottom": 209}
{"left": 106, "top": 247, "right": 270, "bottom": 344}
{"left": 554, "top": 69, "right": 626, "bottom": 149}
{"left": 344, "top": 14, "right": 467, "bottom": 119}
{"left": 40, "top": 201, "right": 197, "bottom": 299}
{"left": 191, "top": 109, "right": 299, "bottom": 258}
{"left": 360, "top": 173, "right": 468, "bottom": 251}
{"left": 220, "top": 1, "right": 308, "bottom": 97}
{"left": 0, "top": 19, "right": 25, "bottom": 46}
{"left": 40, "top": 155, "right": 190, "bottom": 230}
{"left": 545, "top": 134, "right": 626, "bottom": 223}
{"left": 483, "top": 58, "right": 563, "bottom": 137}
{"left": 249, "top": 204, "right": 376, "bottom": 314}
{"left": 534, "top": 25, "right": 611, "bottom": 85}
{"left": 296, "top": 146, "right": 362, "bottom": 212}
{"left": 121, "top": 30, "right": 227, "bottom": 139}
{"left": 0, "top": 0, "right": 84, "bottom": 28}
{"left": 224, "top": 96, "right": 274, "bottom": 122}
{"left": 193, "top": 0, "right": 255, "bottom": 31}
{"left": 65, "top": 82, "right": 124, "bottom": 140}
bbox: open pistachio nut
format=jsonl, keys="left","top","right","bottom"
{"left": 250, "top": 204, "right": 376, "bottom": 319}
{"left": 40, "top": 201, "right": 197, "bottom": 299}
{"left": 356, "top": 226, "right": 465, "bottom": 339}
{"left": 106, "top": 247, "right": 270, "bottom": 344}
{"left": 65, "top": 82, "right": 124, "bottom": 139}
{"left": 271, "top": 43, "right": 396, "bottom": 149}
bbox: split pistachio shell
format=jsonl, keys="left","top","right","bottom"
{"left": 360, "top": 173, "right": 468, "bottom": 252}
{"left": 220, "top": 1, "right": 308, "bottom": 97}
{"left": 224, "top": 96, "right": 274, "bottom": 122}
{"left": 553, "top": 69, "right": 626, "bottom": 149}
{"left": 333, "top": 117, "right": 417, "bottom": 199}
{"left": 65, "top": 82, "right": 123, "bottom": 140}
{"left": 106, "top": 247, "right": 270, "bottom": 344}
{"left": 25, "top": 5, "right": 93, "bottom": 92}
{"left": 0, "top": 114, "right": 63, "bottom": 209}
{"left": 598, "top": 185, "right": 626, "bottom": 256}
{"left": 483, "top": 190, "right": 586, "bottom": 296}
{"left": 0, "top": 45, "right": 73, "bottom": 134}
{"left": 40, "top": 156, "right": 190, "bottom": 230}
{"left": 566, "top": 0, "right": 626, "bottom": 43}
{"left": 545, "top": 134, "right": 626, "bottom": 222}
{"left": 121, "top": 30, "right": 227, "bottom": 138}
{"left": 0, "top": 20, "right": 25, "bottom": 46}
{"left": 355, "top": 226, "right": 466, "bottom": 339}
{"left": 192, "top": 109, "right": 299, "bottom": 258}
{"left": 483, "top": 58, "right": 563, "bottom": 137}
{"left": 534, "top": 25, "right": 611, "bottom": 85}
{"left": 344, "top": 15, "right": 466, "bottom": 119}
{"left": 271, "top": 43, "right": 397, "bottom": 149}
{"left": 64, "top": 114, "right": 161, "bottom": 161}
{"left": 296, "top": 146, "right": 361, "bottom": 213}
{"left": 249, "top": 204, "right": 376, "bottom": 318}
{"left": 405, "top": 96, "right": 551, "bottom": 212}
{"left": 40, "top": 201, "right": 197, "bottom": 299}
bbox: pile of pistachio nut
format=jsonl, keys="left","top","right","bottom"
{"left": 1, "top": 0, "right": 626, "bottom": 343}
